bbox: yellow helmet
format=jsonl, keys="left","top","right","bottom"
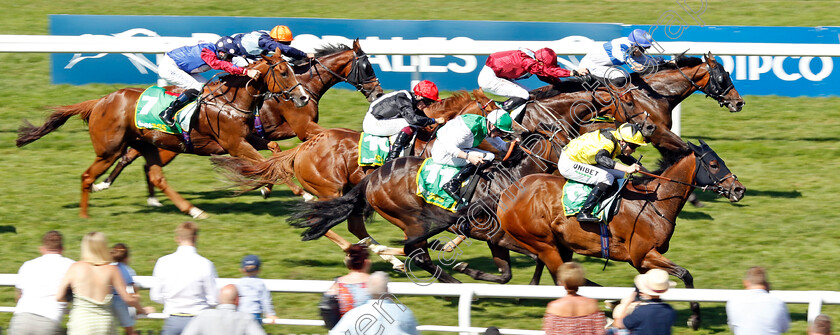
{"left": 269, "top": 25, "right": 293, "bottom": 42}
{"left": 611, "top": 123, "right": 648, "bottom": 146}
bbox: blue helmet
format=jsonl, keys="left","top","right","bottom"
{"left": 628, "top": 29, "right": 653, "bottom": 48}
{"left": 215, "top": 36, "right": 238, "bottom": 60}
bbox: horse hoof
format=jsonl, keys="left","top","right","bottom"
{"left": 147, "top": 197, "right": 163, "bottom": 207}
{"left": 453, "top": 262, "right": 468, "bottom": 272}
{"left": 189, "top": 208, "right": 209, "bottom": 219}
{"left": 604, "top": 299, "right": 619, "bottom": 310}
{"left": 302, "top": 192, "right": 316, "bottom": 202}
{"left": 91, "top": 182, "right": 110, "bottom": 192}
{"left": 392, "top": 263, "right": 406, "bottom": 273}
{"left": 260, "top": 188, "right": 271, "bottom": 199}
{"left": 687, "top": 315, "right": 701, "bottom": 330}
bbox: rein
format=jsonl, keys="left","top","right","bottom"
{"left": 674, "top": 62, "right": 734, "bottom": 103}
{"left": 311, "top": 52, "right": 380, "bottom": 100}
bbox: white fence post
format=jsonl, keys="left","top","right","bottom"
{"left": 672, "top": 103, "right": 682, "bottom": 136}
{"left": 459, "top": 287, "right": 475, "bottom": 335}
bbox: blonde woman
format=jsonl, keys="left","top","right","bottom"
{"left": 57, "top": 232, "right": 149, "bottom": 334}
{"left": 543, "top": 262, "right": 606, "bottom": 335}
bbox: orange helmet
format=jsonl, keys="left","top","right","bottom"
{"left": 269, "top": 25, "right": 293, "bottom": 42}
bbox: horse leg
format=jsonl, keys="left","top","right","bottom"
{"left": 348, "top": 214, "right": 405, "bottom": 271}
{"left": 91, "top": 147, "right": 141, "bottom": 192}
{"left": 453, "top": 241, "right": 513, "bottom": 284}
{"left": 403, "top": 240, "right": 460, "bottom": 284}
{"left": 142, "top": 149, "right": 179, "bottom": 207}
{"left": 80, "top": 153, "right": 123, "bottom": 218}
{"left": 639, "top": 250, "right": 701, "bottom": 330}
{"left": 134, "top": 143, "right": 207, "bottom": 219}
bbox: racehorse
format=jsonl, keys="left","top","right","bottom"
{"left": 492, "top": 140, "right": 745, "bottom": 329}
{"left": 90, "top": 40, "right": 384, "bottom": 205}
{"left": 16, "top": 51, "right": 308, "bottom": 218}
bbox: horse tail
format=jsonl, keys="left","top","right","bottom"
{"left": 210, "top": 146, "right": 300, "bottom": 193}
{"left": 287, "top": 175, "right": 374, "bottom": 241}
{"left": 16, "top": 98, "right": 101, "bottom": 147}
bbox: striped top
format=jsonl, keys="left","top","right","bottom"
{"left": 543, "top": 311, "right": 607, "bottom": 335}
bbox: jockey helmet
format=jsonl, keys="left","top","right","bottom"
{"left": 611, "top": 123, "right": 648, "bottom": 146}
{"left": 215, "top": 36, "right": 237, "bottom": 61}
{"left": 628, "top": 29, "right": 653, "bottom": 48}
{"left": 487, "top": 110, "right": 514, "bottom": 133}
{"left": 270, "top": 25, "right": 294, "bottom": 42}
{"left": 413, "top": 80, "right": 441, "bottom": 101}
{"left": 534, "top": 47, "right": 558, "bottom": 66}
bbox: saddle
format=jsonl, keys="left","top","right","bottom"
{"left": 561, "top": 178, "right": 627, "bottom": 223}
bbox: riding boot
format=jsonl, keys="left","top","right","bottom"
{"left": 160, "top": 89, "right": 199, "bottom": 128}
{"left": 385, "top": 130, "right": 412, "bottom": 162}
{"left": 442, "top": 163, "right": 477, "bottom": 198}
{"left": 576, "top": 183, "right": 609, "bottom": 223}
{"left": 501, "top": 97, "right": 527, "bottom": 112}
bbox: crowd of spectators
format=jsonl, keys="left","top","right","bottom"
{"left": 6, "top": 228, "right": 825, "bottom": 335}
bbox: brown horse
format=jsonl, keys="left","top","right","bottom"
{"left": 16, "top": 51, "right": 307, "bottom": 218}
{"left": 90, "top": 40, "right": 384, "bottom": 205}
{"left": 494, "top": 140, "right": 745, "bottom": 329}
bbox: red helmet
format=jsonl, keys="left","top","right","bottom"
{"left": 534, "top": 47, "right": 558, "bottom": 66}
{"left": 413, "top": 80, "right": 440, "bottom": 101}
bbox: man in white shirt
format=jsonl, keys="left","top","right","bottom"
{"left": 181, "top": 284, "right": 266, "bottom": 335}
{"left": 9, "top": 230, "right": 75, "bottom": 335}
{"left": 726, "top": 266, "right": 791, "bottom": 335}
{"left": 151, "top": 222, "right": 219, "bottom": 335}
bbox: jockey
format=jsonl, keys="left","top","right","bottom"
{"left": 224, "top": 25, "right": 315, "bottom": 66}
{"left": 432, "top": 110, "right": 514, "bottom": 197}
{"left": 158, "top": 40, "right": 260, "bottom": 128}
{"left": 362, "top": 80, "right": 447, "bottom": 162}
{"left": 557, "top": 123, "right": 647, "bottom": 223}
{"left": 577, "top": 29, "right": 668, "bottom": 83}
{"left": 478, "top": 47, "right": 580, "bottom": 115}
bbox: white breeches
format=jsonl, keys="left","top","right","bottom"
{"left": 362, "top": 112, "right": 410, "bottom": 136}
{"left": 158, "top": 55, "right": 207, "bottom": 91}
{"left": 583, "top": 64, "right": 632, "bottom": 81}
{"left": 557, "top": 151, "right": 625, "bottom": 186}
{"left": 431, "top": 146, "right": 495, "bottom": 167}
{"left": 477, "top": 66, "right": 529, "bottom": 100}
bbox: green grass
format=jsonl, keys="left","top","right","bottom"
{"left": 2, "top": 1, "right": 840, "bottom": 334}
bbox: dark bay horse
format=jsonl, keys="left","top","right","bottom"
{"left": 16, "top": 51, "right": 307, "bottom": 218}
{"left": 91, "top": 40, "right": 384, "bottom": 205}
{"left": 494, "top": 140, "right": 745, "bottom": 329}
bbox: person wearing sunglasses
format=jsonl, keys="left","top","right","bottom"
{"left": 557, "top": 123, "right": 648, "bottom": 223}
{"left": 158, "top": 38, "right": 260, "bottom": 128}
{"left": 576, "top": 29, "right": 670, "bottom": 84}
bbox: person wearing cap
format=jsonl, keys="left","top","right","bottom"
{"left": 478, "top": 47, "right": 580, "bottom": 117}
{"left": 557, "top": 123, "right": 648, "bottom": 223}
{"left": 362, "top": 80, "right": 447, "bottom": 162}
{"left": 236, "top": 255, "right": 277, "bottom": 325}
{"left": 725, "top": 266, "right": 790, "bottom": 335}
{"left": 224, "top": 25, "right": 315, "bottom": 66}
{"left": 577, "top": 28, "right": 670, "bottom": 83}
{"left": 430, "top": 108, "right": 514, "bottom": 197}
{"left": 157, "top": 38, "right": 260, "bottom": 128}
{"left": 611, "top": 269, "right": 677, "bottom": 335}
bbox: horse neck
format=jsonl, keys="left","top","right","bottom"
{"left": 644, "top": 152, "right": 698, "bottom": 224}
{"left": 211, "top": 80, "right": 261, "bottom": 112}
{"left": 303, "top": 53, "right": 352, "bottom": 100}
{"left": 523, "top": 92, "right": 591, "bottom": 137}
{"left": 640, "top": 65, "right": 708, "bottom": 110}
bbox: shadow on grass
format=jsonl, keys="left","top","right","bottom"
{"left": 692, "top": 136, "right": 840, "bottom": 142}
{"left": 283, "top": 258, "right": 343, "bottom": 268}
{"left": 0, "top": 225, "right": 17, "bottom": 234}
{"left": 744, "top": 188, "right": 802, "bottom": 198}
{"left": 674, "top": 305, "right": 807, "bottom": 333}
{"left": 678, "top": 211, "right": 714, "bottom": 220}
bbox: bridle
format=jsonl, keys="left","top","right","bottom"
{"left": 261, "top": 58, "right": 303, "bottom": 103}
{"left": 307, "top": 51, "right": 381, "bottom": 102}
{"left": 674, "top": 61, "right": 734, "bottom": 107}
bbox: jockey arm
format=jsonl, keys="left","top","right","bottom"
{"left": 485, "top": 136, "right": 509, "bottom": 152}
{"left": 523, "top": 57, "right": 572, "bottom": 79}
{"left": 200, "top": 48, "right": 245, "bottom": 75}
{"left": 258, "top": 33, "right": 308, "bottom": 59}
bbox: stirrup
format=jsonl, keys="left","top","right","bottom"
{"left": 576, "top": 211, "right": 600, "bottom": 223}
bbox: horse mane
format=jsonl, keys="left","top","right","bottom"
{"left": 423, "top": 90, "right": 472, "bottom": 119}
{"left": 314, "top": 43, "right": 351, "bottom": 58}
{"left": 635, "top": 55, "right": 704, "bottom": 76}
{"left": 630, "top": 146, "right": 693, "bottom": 185}
{"left": 530, "top": 78, "right": 591, "bottom": 100}
{"left": 213, "top": 74, "right": 252, "bottom": 88}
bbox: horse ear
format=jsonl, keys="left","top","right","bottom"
{"left": 698, "top": 138, "right": 710, "bottom": 148}
{"left": 687, "top": 141, "right": 701, "bottom": 153}
{"left": 706, "top": 52, "right": 717, "bottom": 64}
{"left": 274, "top": 47, "right": 283, "bottom": 57}
{"left": 353, "top": 38, "right": 361, "bottom": 50}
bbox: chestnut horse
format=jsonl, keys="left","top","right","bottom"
{"left": 16, "top": 51, "right": 307, "bottom": 218}
{"left": 494, "top": 140, "right": 745, "bottom": 329}
{"left": 90, "top": 40, "right": 384, "bottom": 205}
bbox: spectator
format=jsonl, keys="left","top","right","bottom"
{"left": 236, "top": 254, "right": 277, "bottom": 324}
{"left": 543, "top": 262, "right": 606, "bottom": 335}
{"left": 726, "top": 266, "right": 791, "bottom": 335}
{"left": 329, "top": 271, "right": 418, "bottom": 335}
{"left": 181, "top": 284, "right": 266, "bottom": 335}
{"left": 611, "top": 269, "right": 677, "bottom": 335}
{"left": 56, "top": 232, "right": 149, "bottom": 335}
{"left": 331, "top": 245, "right": 373, "bottom": 314}
{"left": 484, "top": 326, "right": 501, "bottom": 335}
{"left": 809, "top": 314, "right": 831, "bottom": 335}
{"left": 151, "top": 222, "right": 219, "bottom": 335}
{"left": 111, "top": 243, "right": 144, "bottom": 335}
{"left": 9, "top": 230, "right": 75, "bottom": 335}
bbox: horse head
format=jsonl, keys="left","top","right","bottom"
{"left": 349, "top": 39, "right": 384, "bottom": 101}
{"left": 688, "top": 139, "right": 746, "bottom": 202}
{"left": 255, "top": 50, "right": 309, "bottom": 107}
{"left": 704, "top": 52, "right": 744, "bottom": 112}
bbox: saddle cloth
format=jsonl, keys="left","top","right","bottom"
{"left": 134, "top": 86, "right": 198, "bottom": 134}
{"left": 358, "top": 132, "right": 391, "bottom": 167}
{"left": 416, "top": 158, "right": 462, "bottom": 212}
{"left": 561, "top": 178, "right": 627, "bottom": 223}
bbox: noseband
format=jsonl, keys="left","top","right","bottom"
{"left": 263, "top": 59, "right": 303, "bottom": 102}
{"left": 311, "top": 52, "right": 381, "bottom": 101}
{"left": 675, "top": 62, "right": 734, "bottom": 106}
